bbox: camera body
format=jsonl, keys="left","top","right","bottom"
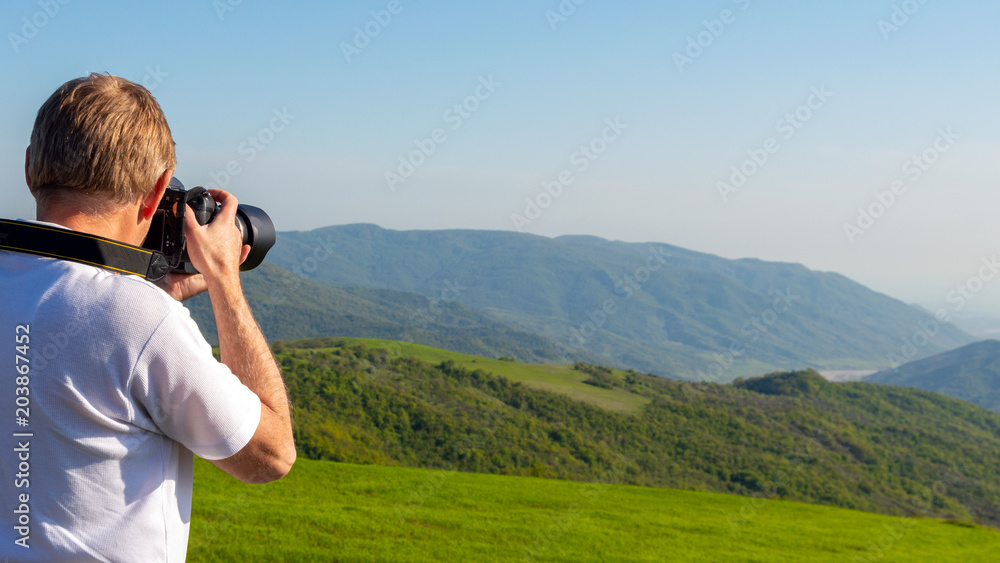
{"left": 141, "top": 178, "right": 275, "bottom": 274}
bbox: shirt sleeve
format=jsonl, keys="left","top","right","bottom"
{"left": 128, "top": 305, "right": 262, "bottom": 460}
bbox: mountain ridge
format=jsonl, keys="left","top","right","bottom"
{"left": 264, "top": 223, "right": 973, "bottom": 380}
{"left": 867, "top": 339, "right": 1000, "bottom": 412}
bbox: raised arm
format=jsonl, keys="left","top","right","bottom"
{"left": 181, "top": 189, "right": 296, "bottom": 483}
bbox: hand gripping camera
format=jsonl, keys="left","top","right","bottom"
{"left": 141, "top": 178, "right": 276, "bottom": 274}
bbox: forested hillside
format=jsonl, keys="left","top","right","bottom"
{"left": 185, "top": 262, "right": 578, "bottom": 364}
{"left": 279, "top": 338, "right": 1000, "bottom": 528}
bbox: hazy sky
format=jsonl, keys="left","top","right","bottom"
{"left": 3, "top": 1, "right": 1000, "bottom": 313}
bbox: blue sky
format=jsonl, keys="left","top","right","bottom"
{"left": 3, "top": 0, "right": 1000, "bottom": 314}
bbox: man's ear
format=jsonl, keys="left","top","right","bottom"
{"left": 24, "top": 147, "right": 31, "bottom": 189}
{"left": 141, "top": 170, "right": 173, "bottom": 221}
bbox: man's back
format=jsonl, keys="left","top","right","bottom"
{"left": 0, "top": 248, "right": 261, "bottom": 561}
{"left": 2, "top": 72, "right": 295, "bottom": 559}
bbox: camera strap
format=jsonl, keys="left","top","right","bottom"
{"left": 0, "top": 219, "right": 171, "bottom": 282}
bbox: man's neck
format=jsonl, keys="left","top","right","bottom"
{"left": 37, "top": 207, "right": 145, "bottom": 246}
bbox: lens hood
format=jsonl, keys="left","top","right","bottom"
{"left": 235, "top": 205, "right": 276, "bottom": 271}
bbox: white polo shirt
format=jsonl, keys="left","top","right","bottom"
{"left": 0, "top": 240, "right": 262, "bottom": 561}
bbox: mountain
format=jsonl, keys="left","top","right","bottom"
{"left": 264, "top": 223, "right": 974, "bottom": 380}
{"left": 867, "top": 339, "right": 1000, "bottom": 412}
{"left": 184, "top": 262, "right": 580, "bottom": 364}
{"left": 278, "top": 338, "right": 1000, "bottom": 528}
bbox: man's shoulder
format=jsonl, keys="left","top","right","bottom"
{"left": 66, "top": 262, "right": 184, "bottom": 323}
{"left": 4, "top": 251, "right": 186, "bottom": 330}
{"left": 0, "top": 220, "right": 176, "bottom": 309}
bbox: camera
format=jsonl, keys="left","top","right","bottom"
{"left": 141, "top": 177, "right": 275, "bottom": 274}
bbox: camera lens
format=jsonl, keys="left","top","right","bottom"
{"left": 235, "top": 205, "right": 276, "bottom": 271}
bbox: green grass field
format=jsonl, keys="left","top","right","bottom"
{"left": 288, "top": 337, "right": 650, "bottom": 414}
{"left": 189, "top": 457, "right": 1000, "bottom": 562}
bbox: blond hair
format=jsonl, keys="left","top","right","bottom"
{"left": 28, "top": 73, "right": 176, "bottom": 210}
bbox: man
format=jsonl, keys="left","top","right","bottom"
{"left": 0, "top": 74, "right": 295, "bottom": 560}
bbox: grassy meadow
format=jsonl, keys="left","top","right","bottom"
{"left": 189, "top": 457, "right": 1000, "bottom": 562}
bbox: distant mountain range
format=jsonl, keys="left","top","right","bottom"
{"left": 249, "top": 223, "right": 973, "bottom": 380}
{"left": 867, "top": 339, "right": 1000, "bottom": 412}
